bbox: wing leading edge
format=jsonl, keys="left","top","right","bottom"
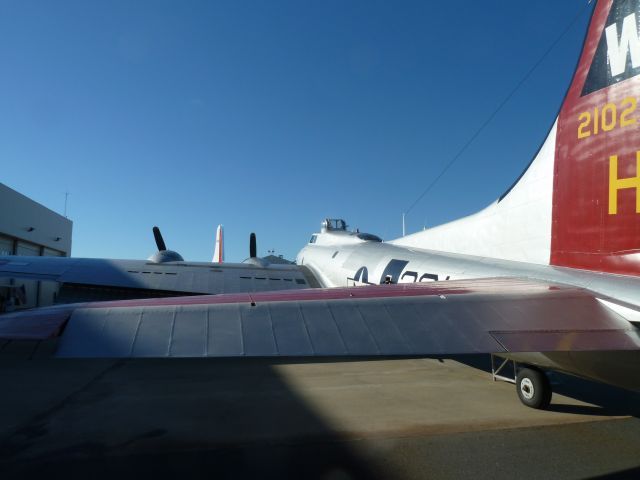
{"left": 1, "top": 278, "right": 638, "bottom": 357}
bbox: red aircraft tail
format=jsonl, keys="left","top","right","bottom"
{"left": 551, "top": 0, "right": 640, "bottom": 276}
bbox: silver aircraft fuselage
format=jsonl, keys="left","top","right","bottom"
{"left": 297, "top": 227, "right": 640, "bottom": 391}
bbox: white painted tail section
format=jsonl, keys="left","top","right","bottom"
{"left": 212, "top": 225, "right": 224, "bottom": 263}
{"left": 390, "top": 120, "right": 557, "bottom": 265}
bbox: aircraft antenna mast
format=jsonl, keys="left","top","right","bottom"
{"left": 402, "top": 1, "right": 592, "bottom": 217}
{"left": 64, "top": 191, "right": 70, "bottom": 218}
{"left": 402, "top": 212, "right": 406, "bottom": 237}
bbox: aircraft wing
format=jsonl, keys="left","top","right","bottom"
{"left": 1, "top": 278, "right": 638, "bottom": 357}
{"left": 0, "top": 255, "right": 313, "bottom": 296}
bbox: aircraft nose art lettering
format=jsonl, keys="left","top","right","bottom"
{"left": 552, "top": 0, "right": 640, "bottom": 276}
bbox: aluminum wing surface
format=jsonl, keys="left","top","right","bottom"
{"left": 1, "top": 278, "right": 638, "bottom": 358}
{"left": 0, "top": 256, "right": 312, "bottom": 296}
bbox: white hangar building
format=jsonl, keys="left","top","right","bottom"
{"left": 0, "top": 183, "right": 73, "bottom": 310}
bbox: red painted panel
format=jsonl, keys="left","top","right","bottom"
{"left": 552, "top": 0, "right": 640, "bottom": 276}
{"left": 82, "top": 278, "right": 556, "bottom": 310}
{"left": 0, "top": 308, "right": 73, "bottom": 340}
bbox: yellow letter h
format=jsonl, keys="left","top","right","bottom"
{"left": 609, "top": 153, "right": 640, "bottom": 214}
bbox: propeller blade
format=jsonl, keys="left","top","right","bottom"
{"left": 153, "top": 226, "right": 167, "bottom": 251}
{"left": 249, "top": 232, "right": 257, "bottom": 258}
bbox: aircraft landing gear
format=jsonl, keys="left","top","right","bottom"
{"left": 491, "top": 355, "right": 552, "bottom": 410}
{"left": 515, "top": 367, "right": 552, "bottom": 410}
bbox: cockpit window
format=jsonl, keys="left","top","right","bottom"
{"left": 309, "top": 234, "right": 318, "bottom": 244}
{"left": 356, "top": 233, "right": 382, "bottom": 242}
{"left": 323, "top": 219, "right": 347, "bottom": 231}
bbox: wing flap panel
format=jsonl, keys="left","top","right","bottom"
{"left": 491, "top": 330, "right": 640, "bottom": 352}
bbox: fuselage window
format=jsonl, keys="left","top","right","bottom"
{"left": 400, "top": 271, "right": 418, "bottom": 283}
{"left": 309, "top": 235, "right": 318, "bottom": 244}
{"left": 332, "top": 251, "right": 339, "bottom": 258}
{"left": 353, "top": 266, "right": 369, "bottom": 283}
{"left": 419, "top": 273, "right": 439, "bottom": 282}
{"left": 356, "top": 233, "right": 382, "bottom": 242}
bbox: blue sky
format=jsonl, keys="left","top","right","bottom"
{"left": 0, "top": 0, "right": 593, "bottom": 262}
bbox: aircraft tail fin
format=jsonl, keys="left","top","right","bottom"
{"left": 394, "top": 0, "right": 640, "bottom": 277}
{"left": 212, "top": 225, "right": 224, "bottom": 263}
{"left": 550, "top": 0, "right": 640, "bottom": 276}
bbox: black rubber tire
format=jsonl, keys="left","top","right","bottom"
{"left": 516, "top": 367, "right": 552, "bottom": 410}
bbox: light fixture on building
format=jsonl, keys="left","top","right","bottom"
{"left": 54, "top": 237, "right": 61, "bottom": 242}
